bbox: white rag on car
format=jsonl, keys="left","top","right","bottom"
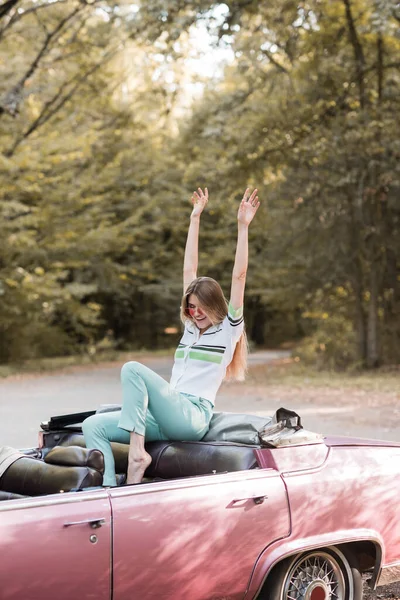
{"left": 0, "top": 447, "right": 24, "bottom": 479}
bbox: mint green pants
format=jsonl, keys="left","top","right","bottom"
{"left": 82, "top": 361, "right": 213, "bottom": 486}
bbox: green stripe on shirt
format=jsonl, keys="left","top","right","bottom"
{"left": 228, "top": 302, "right": 243, "bottom": 319}
{"left": 189, "top": 351, "right": 223, "bottom": 364}
{"left": 175, "top": 349, "right": 184, "bottom": 359}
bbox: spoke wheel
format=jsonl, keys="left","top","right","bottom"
{"left": 260, "top": 548, "right": 362, "bottom": 600}
{"left": 283, "top": 552, "right": 346, "bottom": 600}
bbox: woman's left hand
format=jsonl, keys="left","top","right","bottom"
{"left": 238, "top": 188, "right": 260, "bottom": 226}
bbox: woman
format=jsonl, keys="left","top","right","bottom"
{"left": 82, "top": 187, "right": 260, "bottom": 486}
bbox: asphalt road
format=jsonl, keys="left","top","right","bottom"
{"left": 0, "top": 351, "right": 398, "bottom": 448}
{"left": 0, "top": 352, "right": 280, "bottom": 448}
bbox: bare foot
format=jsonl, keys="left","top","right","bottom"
{"left": 126, "top": 452, "right": 152, "bottom": 484}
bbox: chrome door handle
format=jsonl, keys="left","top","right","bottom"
{"left": 232, "top": 495, "right": 267, "bottom": 505}
{"left": 63, "top": 518, "right": 106, "bottom": 529}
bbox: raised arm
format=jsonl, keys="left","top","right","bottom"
{"left": 183, "top": 187, "right": 208, "bottom": 292}
{"left": 230, "top": 188, "right": 260, "bottom": 310}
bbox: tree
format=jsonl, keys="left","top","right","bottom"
{"left": 1, "top": 0, "right": 399, "bottom": 368}
{"left": 168, "top": 0, "right": 400, "bottom": 367}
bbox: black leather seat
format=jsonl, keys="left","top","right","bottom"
{"left": 42, "top": 431, "right": 258, "bottom": 479}
{"left": 0, "top": 437, "right": 257, "bottom": 498}
{"left": 145, "top": 440, "right": 258, "bottom": 478}
{"left": 0, "top": 447, "right": 104, "bottom": 496}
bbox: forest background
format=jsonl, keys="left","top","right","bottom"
{"left": 0, "top": 0, "right": 399, "bottom": 370}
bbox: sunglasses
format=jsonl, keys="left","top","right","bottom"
{"left": 185, "top": 306, "right": 206, "bottom": 317}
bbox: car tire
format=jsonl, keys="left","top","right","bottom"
{"left": 258, "top": 547, "right": 363, "bottom": 600}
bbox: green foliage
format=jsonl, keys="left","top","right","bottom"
{"left": 295, "top": 292, "right": 361, "bottom": 370}
{"left": 172, "top": 0, "right": 400, "bottom": 368}
{"left": 0, "top": 0, "right": 399, "bottom": 368}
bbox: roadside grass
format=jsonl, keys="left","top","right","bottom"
{"left": 246, "top": 358, "right": 400, "bottom": 393}
{"left": 0, "top": 348, "right": 173, "bottom": 379}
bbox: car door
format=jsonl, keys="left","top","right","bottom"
{"left": 110, "top": 469, "right": 290, "bottom": 600}
{"left": 0, "top": 489, "right": 112, "bottom": 600}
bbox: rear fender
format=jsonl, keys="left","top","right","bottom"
{"left": 245, "top": 529, "right": 384, "bottom": 599}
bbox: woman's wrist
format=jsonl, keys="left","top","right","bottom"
{"left": 190, "top": 213, "right": 201, "bottom": 222}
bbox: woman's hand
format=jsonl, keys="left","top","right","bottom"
{"left": 191, "top": 187, "right": 208, "bottom": 218}
{"left": 238, "top": 188, "right": 260, "bottom": 226}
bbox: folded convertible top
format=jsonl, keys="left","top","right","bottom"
{"left": 41, "top": 406, "right": 323, "bottom": 447}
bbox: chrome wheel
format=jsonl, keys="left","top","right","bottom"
{"left": 283, "top": 552, "right": 346, "bottom": 600}
{"left": 260, "top": 548, "right": 362, "bottom": 600}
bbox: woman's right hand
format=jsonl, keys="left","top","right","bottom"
{"left": 191, "top": 187, "right": 208, "bottom": 218}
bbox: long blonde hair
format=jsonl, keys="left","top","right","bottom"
{"left": 181, "top": 277, "right": 248, "bottom": 381}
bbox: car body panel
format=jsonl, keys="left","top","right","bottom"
{"left": 0, "top": 491, "right": 112, "bottom": 600}
{"left": 245, "top": 445, "right": 400, "bottom": 598}
{"left": 109, "top": 469, "right": 290, "bottom": 600}
{"left": 324, "top": 436, "right": 400, "bottom": 448}
{"left": 1, "top": 417, "right": 400, "bottom": 600}
{"left": 254, "top": 443, "right": 329, "bottom": 472}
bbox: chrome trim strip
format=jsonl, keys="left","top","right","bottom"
{"left": 108, "top": 468, "right": 276, "bottom": 499}
{"left": 0, "top": 489, "right": 109, "bottom": 512}
{"left": 0, "top": 469, "right": 276, "bottom": 510}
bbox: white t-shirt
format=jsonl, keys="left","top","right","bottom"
{"left": 169, "top": 303, "right": 244, "bottom": 405}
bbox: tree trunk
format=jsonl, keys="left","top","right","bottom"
{"left": 249, "top": 296, "right": 267, "bottom": 345}
{"left": 354, "top": 288, "right": 367, "bottom": 365}
{"left": 366, "top": 261, "right": 380, "bottom": 368}
{"left": 347, "top": 183, "right": 368, "bottom": 366}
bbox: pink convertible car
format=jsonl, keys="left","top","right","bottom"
{"left": 0, "top": 408, "right": 399, "bottom": 600}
